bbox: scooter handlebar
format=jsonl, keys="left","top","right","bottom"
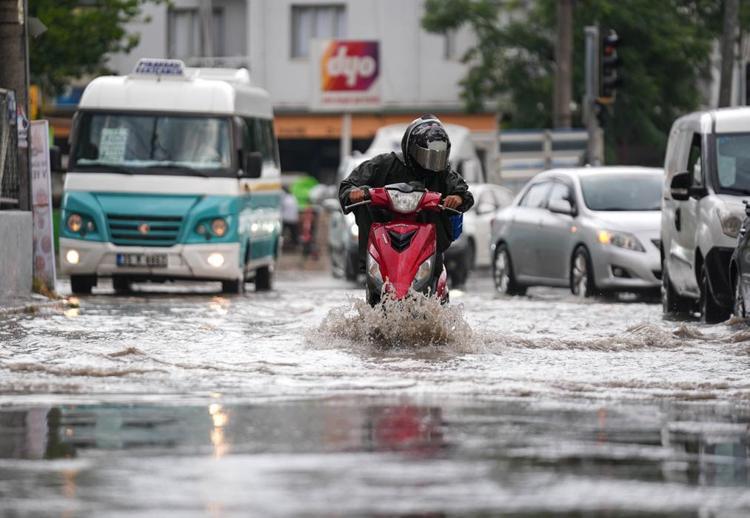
{"left": 439, "top": 205, "right": 462, "bottom": 215}
{"left": 344, "top": 199, "right": 372, "bottom": 211}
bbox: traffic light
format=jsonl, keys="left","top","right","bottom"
{"left": 599, "top": 30, "right": 622, "bottom": 104}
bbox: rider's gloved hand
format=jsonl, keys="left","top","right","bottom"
{"left": 349, "top": 188, "right": 366, "bottom": 203}
{"left": 443, "top": 194, "right": 463, "bottom": 210}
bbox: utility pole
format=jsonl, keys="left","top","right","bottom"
{"left": 584, "top": 25, "right": 603, "bottom": 165}
{"left": 718, "top": 0, "right": 739, "bottom": 107}
{"left": 0, "top": 0, "right": 30, "bottom": 210}
{"left": 553, "top": 0, "right": 573, "bottom": 128}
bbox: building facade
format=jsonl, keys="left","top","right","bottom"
{"left": 106, "top": 0, "right": 496, "bottom": 182}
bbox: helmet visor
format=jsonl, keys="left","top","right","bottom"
{"left": 412, "top": 143, "right": 449, "bottom": 172}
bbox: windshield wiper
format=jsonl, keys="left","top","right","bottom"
{"left": 142, "top": 164, "right": 211, "bottom": 177}
{"left": 74, "top": 162, "right": 134, "bottom": 175}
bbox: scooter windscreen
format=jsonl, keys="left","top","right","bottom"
{"left": 385, "top": 183, "right": 426, "bottom": 214}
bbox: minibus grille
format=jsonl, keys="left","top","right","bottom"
{"left": 107, "top": 214, "right": 183, "bottom": 247}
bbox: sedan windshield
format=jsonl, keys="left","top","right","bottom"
{"left": 580, "top": 174, "right": 662, "bottom": 211}
{"left": 715, "top": 133, "right": 750, "bottom": 193}
{"left": 72, "top": 112, "right": 232, "bottom": 175}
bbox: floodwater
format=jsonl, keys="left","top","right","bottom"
{"left": 1, "top": 272, "right": 750, "bottom": 516}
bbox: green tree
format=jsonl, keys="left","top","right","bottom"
{"left": 29, "top": 0, "right": 162, "bottom": 96}
{"left": 422, "top": 0, "right": 741, "bottom": 164}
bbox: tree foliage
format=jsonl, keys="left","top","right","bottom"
{"left": 423, "top": 0, "right": 747, "bottom": 163}
{"left": 29, "top": 0, "right": 162, "bottom": 95}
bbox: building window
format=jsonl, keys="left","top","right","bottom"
{"left": 168, "top": 8, "right": 225, "bottom": 59}
{"left": 291, "top": 5, "right": 346, "bottom": 59}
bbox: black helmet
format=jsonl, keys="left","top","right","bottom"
{"left": 401, "top": 114, "right": 451, "bottom": 172}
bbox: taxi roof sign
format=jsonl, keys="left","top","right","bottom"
{"left": 132, "top": 58, "right": 186, "bottom": 77}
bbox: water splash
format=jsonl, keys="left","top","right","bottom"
{"left": 314, "top": 292, "right": 474, "bottom": 350}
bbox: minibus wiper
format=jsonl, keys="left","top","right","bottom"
{"left": 75, "top": 163, "right": 134, "bottom": 175}
{"left": 142, "top": 164, "right": 211, "bottom": 177}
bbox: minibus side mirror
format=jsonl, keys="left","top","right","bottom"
{"left": 670, "top": 172, "right": 690, "bottom": 201}
{"left": 49, "top": 146, "right": 62, "bottom": 172}
{"left": 241, "top": 151, "right": 263, "bottom": 179}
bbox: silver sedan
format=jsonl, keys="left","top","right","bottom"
{"left": 490, "top": 167, "right": 663, "bottom": 297}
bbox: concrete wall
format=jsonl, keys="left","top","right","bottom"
{"left": 108, "top": 0, "right": 475, "bottom": 112}
{"left": 0, "top": 211, "right": 32, "bottom": 298}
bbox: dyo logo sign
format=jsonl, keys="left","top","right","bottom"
{"left": 327, "top": 46, "right": 376, "bottom": 87}
{"left": 321, "top": 41, "right": 379, "bottom": 92}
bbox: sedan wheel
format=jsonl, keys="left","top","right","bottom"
{"left": 570, "top": 247, "right": 595, "bottom": 298}
{"left": 493, "top": 244, "right": 526, "bottom": 296}
{"left": 494, "top": 248, "right": 510, "bottom": 293}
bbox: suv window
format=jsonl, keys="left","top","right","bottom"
{"left": 687, "top": 133, "right": 702, "bottom": 186}
{"left": 519, "top": 182, "right": 551, "bottom": 208}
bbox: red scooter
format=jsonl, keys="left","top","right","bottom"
{"left": 346, "top": 183, "right": 459, "bottom": 306}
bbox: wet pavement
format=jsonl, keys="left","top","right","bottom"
{"left": 1, "top": 271, "right": 750, "bottom": 516}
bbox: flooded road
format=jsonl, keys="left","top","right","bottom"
{"left": 2, "top": 272, "right": 750, "bottom": 516}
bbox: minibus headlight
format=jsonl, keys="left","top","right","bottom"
{"left": 211, "top": 218, "right": 228, "bottom": 237}
{"left": 67, "top": 214, "right": 83, "bottom": 233}
{"left": 207, "top": 253, "right": 225, "bottom": 268}
{"left": 66, "top": 249, "right": 80, "bottom": 265}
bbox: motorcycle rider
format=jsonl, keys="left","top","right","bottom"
{"left": 339, "top": 114, "right": 474, "bottom": 273}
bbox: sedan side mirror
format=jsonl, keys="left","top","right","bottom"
{"left": 241, "top": 151, "right": 263, "bottom": 179}
{"left": 548, "top": 199, "right": 574, "bottom": 216}
{"left": 669, "top": 172, "right": 690, "bottom": 201}
{"left": 476, "top": 202, "right": 496, "bottom": 215}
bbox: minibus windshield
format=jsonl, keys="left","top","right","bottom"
{"left": 72, "top": 112, "right": 232, "bottom": 175}
{"left": 580, "top": 173, "right": 662, "bottom": 211}
{"left": 714, "top": 133, "right": 750, "bottom": 194}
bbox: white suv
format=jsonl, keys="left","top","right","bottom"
{"left": 661, "top": 107, "right": 750, "bottom": 323}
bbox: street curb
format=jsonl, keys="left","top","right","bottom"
{"left": 0, "top": 298, "right": 70, "bottom": 316}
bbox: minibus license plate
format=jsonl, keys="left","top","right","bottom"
{"left": 116, "top": 253, "right": 167, "bottom": 268}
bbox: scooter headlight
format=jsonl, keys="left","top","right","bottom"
{"left": 367, "top": 253, "right": 383, "bottom": 283}
{"left": 413, "top": 256, "right": 433, "bottom": 286}
{"left": 387, "top": 189, "right": 424, "bottom": 213}
{"left": 349, "top": 223, "right": 359, "bottom": 240}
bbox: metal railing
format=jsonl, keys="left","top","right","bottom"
{"left": 0, "top": 88, "right": 20, "bottom": 209}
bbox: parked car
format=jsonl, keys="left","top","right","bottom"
{"left": 490, "top": 167, "right": 662, "bottom": 297}
{"left": 730, "top": 202, "right": 750, "bottom": 317}
{"left": 445, "top": 183, "right": 514, "bottom": 286}
{"left": 324, "top": 155, "right": 369, "bottom": 280}
{"left": 661, "top": 107, "right": 750, "bottom": 323}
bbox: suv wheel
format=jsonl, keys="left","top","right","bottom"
{"left": 734, "top": 271, "right": 746, "bottom": 319}
{"left": 700, "top": 264, "right": 731, "bottom": 323}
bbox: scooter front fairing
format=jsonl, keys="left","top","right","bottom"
{"left": 368, "top": 221, "right": 437, "bottom": 299}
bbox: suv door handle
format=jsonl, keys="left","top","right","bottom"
{"left": 675, "top": 207, "right": 681, "bottom": 231}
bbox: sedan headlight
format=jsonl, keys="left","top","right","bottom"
{"left": 367, "top": 253, "right": 383, "bottom": 283}
{"left": 413, "top": 256, "right": 433, "bottom": 286}
{"left": 716, "top": 208, "right": 742, "bottom": 238}
{"left": 387, "top": 189, "right": 424, "bottom": 213}
{"left": 597, "top": 230, "right": 645, "bottom": 252}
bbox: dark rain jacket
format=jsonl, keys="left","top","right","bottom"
{"left": 338, "top": 152, "right": 474, "bottom": 252}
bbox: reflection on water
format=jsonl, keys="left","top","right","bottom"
{"left": 1, "top": 398, "right": 750, "bottom": 515}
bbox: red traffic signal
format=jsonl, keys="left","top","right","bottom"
{"left": 599, "top": 30, "right": 622, "bottom": 104}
